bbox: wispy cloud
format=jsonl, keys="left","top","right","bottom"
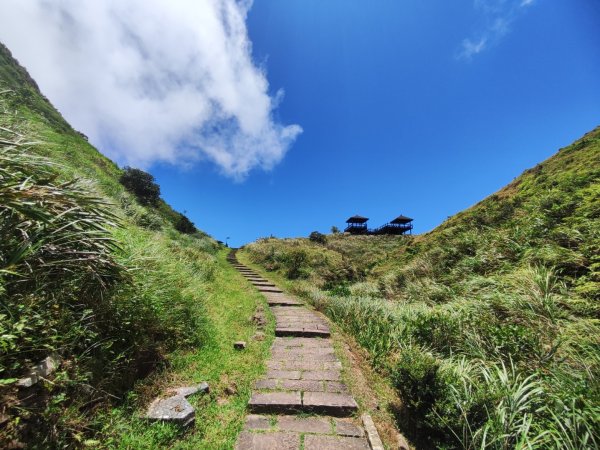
{"left": 0, "top": 0, "right": 302, "bottom": 180}
{"left": 458, "top": 0, "right": 536, "bottom": 60}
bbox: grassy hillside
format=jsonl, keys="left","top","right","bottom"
{"left": 0, "top": 42, "right": 245, "bottom": 447}
{"left": 242, "top": 128, "right": 600, "bottom": 448}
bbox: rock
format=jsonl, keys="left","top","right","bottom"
{"left": 234, "top": 341, "right": 247, "bottom": 350}
{"left": 17, "top": 355, "right": 60, "bottom": 388}
{"left": 145, "top": 395, "right": 195, "bottom": 427}
{"left": 224, "top": 383, "right": 238, "bottom": 396}
{"left": 166, "top": 382, "right": 209, "bottom": 398}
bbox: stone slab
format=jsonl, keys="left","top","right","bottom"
{"left": 145, "top": 395, "right": 195, "bottom": 427}
{"left": 266, "top": 369, "right": 301, "bottom": 380}
{"left": 302, "top": 370, "right": 341, "bottom": 381}
{"left": 279, "top": 379, "right": 324, "bottom": 392}
{"left": 275, "top": 327, "right": 330, "bottom": 338}
{"left": 277, "top": 415, "right": 332, "bottom": 434}
{"left": 302, "top": 392, "right": 358, "bottom": 417}
{"left": 267, "top": 298, "right": 303, "bottom": 307}
{"left": 248, "top": 392, "right": 302, "bottom": 414}
{"left": 244, "top": 414, "right": 271, "bottom": 430}
{"left": 166, "top": 382, "right": 209, "bottom": 398}
{"left": 254, "top": 379, "right": 278, "bottom": 390}
{"left": 303, "top": 435, "right": 369, "bottom": 450}
{"left": 361, "top": 413, "right": 385, "bottom": 450}
{"left": 335, "top": 419, "right": 365, "bottom": 437}
{"left": 235, "top": 431, "right": 300, "bottom": 450}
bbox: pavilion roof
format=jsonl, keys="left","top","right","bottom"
{"left": 346, "top": 215, "right": 369, "bottom": 224}
{"left": 390, "top": 215, "right": 413, "bottom": 224}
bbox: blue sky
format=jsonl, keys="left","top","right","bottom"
{"left": 2, "top": 1, "right": 599, "bottom": 247}
{"left": 153, "top": 0, "right": 600, "bottom": 246}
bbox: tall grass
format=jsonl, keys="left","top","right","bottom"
{"left": 0, "top": 99, "right": 217, "bottom": 446}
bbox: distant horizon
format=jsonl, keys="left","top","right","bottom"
{"left": 1, "top": 1, "right": 599, "bottom": 247}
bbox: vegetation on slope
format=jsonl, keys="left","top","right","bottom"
{"left": 242, "top": 128, "right": 600, "bottom": 449}
{"left": 0, "top": 43, "right": 227, "bottom": 447}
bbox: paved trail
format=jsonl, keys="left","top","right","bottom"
{"left": 228, "top": 252, "right": 376, "bottom": 450}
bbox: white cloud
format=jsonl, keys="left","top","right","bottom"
{"left": 0, "top": 0, "right": 302, "bottom": 179}
{"left": 459, "top": 37, "right": 488, "bottom": 59}
{"left": 458, "top": 0, "right": 536, "bottom": 60}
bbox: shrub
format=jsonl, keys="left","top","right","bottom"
{"left": 309, "top": 230, "right": 327, "bottom": 245}
{"left": 175, "top": 212, "right": 196, "bottom": 234}
{"left": 282, "top": 248, "right": 308, "bottom": 279}
{"left": 119, "top": 167, "right": 160, "bottom": 206}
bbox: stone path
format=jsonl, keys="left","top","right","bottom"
{"left": 228, "top": 251, "right": 374, "bottom": 450}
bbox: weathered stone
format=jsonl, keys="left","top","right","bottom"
{"left": 254, "top": 379, "right": 278, "bottom": 390}
{"left": 277, "top": 415, "right": 332, "bottom": 434}
{"left": 244, "top": 414, "right": 271, "bottom": 430}
{"left": 303, "top": 435, "right": 369, "bottom": 450}
{"left": 235, "top": 431, "right": 300, "bottom": 450}
{"left": 17, "top": 355, "right": 60, "bottom": 388}
{"left": 145, "top": 395, "right": 195, "bottom": 427}
{"left": 302, "top": 392, "right": 358, "bottom": 417}
{"left": 248, "top": 392, "right": 302, "bottom": 414}
{"left": 361, "top": 414, "right": 385, "bottom": 450}
{"left": 234, "top": 341, "right": 247, "bottom": 350}
{"left": 266, "top": 298, "right": 302, "bottom": 307}
{"left": 258, "top": 287, "right": 283, "bottom": 293}
{"left": 266, "top": 369, "right": 301, "bottom": 380}
{"left": 335, "top": 419, "right": 365, "bottom": 437}
{"left": 275, "top": 327, "right": 330, "bottom": 338}
{"left": 166, "top": 382, "right": 209, "bottom": 397}
{"left": 279, "top": 379, "right": 324, "bottom": 392}
{"left": 302, "top": 370, "right": 341, "bottom": 381}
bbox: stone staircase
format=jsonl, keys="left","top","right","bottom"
{"left": 228, "top": 251, "right": 383, "bottom": 450}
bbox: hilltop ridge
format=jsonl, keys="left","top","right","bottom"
{"left": 242, "top": 126, "right": 600, "bottom": 448}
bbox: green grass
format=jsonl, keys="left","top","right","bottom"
{"left": 98, "top": 249, "right": 274, "bottom": 449}
{"left": 241, "top": 127, "right": 600, "bottom": 449}
{"left": 1, "top": 40, "right": 263, "bottom": 448}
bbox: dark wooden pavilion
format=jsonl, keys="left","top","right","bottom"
{"left": 344, "top": 215, "right": 369, "bottom": 234}
{"left": 373, "top": 214, "right": 413, "bottom": 235}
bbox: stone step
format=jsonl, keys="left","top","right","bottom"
{"left": 275, "top": 327, "right": 330, "bottom": 338}
{"left": 266, "top": 298, "right": 303, "bottom": 307}
{"left": 248, "top": 391, "right": 358, "bottom": 417}
{"left": 236, "top": 431, "right": 368, "bottom": 450}
{"left": 257, "top": 287, "right": 284, "bottom": 293}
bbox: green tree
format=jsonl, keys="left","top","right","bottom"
{"left": 119, "top": 167, "right": 160, "bottom": 205}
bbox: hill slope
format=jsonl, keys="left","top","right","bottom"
{"left": 242, "top": 128, "right": 600, "bottom": 448}
{"left": 0, "top": 42, "right": 222, "bottom": 446}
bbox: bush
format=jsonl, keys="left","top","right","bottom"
{"left": 119, "top": 167, "right": 160, "bottom": 206}
{"left": 309, "top": 231, "right": 327, "bottom": 245}
{"left": 175, "top": 212, "right": 196, "bottom": 234}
